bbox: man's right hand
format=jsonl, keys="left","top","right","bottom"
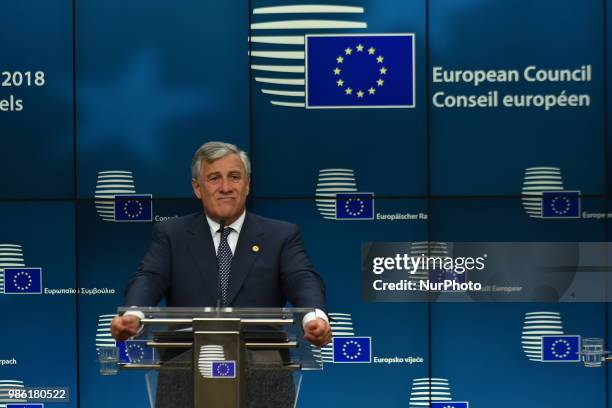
{"left": 110, "top": 315, "right": 141, "bottom": 340}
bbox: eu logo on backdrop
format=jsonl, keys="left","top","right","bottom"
{"left": 541, "top": 335, "right": 581, "bottom": 362}
{"left": 335, "top": 193, "right": 374, "bottom": 220}
{"left": 332, "top": 337, "right": 372, "bottom": 363}
{"left": 541, "top": 191, "right": 580, "bottom": 218}
{"left": 3, "top": 268, "right": 42, "bottom": 294}
{"left": 431, "top": 402, "right": 469, "bottom": 408}
{"left": 114, "top": 194, "right": 153, "bottom": 222}
{"left": 306, "top": 34, "right": 415, "bottom": 108}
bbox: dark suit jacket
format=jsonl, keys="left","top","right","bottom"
{"left": 124, "top": 212, "right": 326, "bottom": 311}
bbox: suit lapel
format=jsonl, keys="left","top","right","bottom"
{"left": 227, "top": 213, "right": 264, "bottom": 305}
{"left": 187, "top": 214, "right": 219, "bottom": 303}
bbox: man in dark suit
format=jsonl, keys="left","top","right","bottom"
{"left": 111, "top": 141, "right": 331, "bottom": 347}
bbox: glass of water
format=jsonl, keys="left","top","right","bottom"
{"left": 98, "top": 346, "right": 119, "bottom": 375}
{"left": 581, "top": 338, "right": 605, "bottom": 368}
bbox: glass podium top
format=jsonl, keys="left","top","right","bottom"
{"left": 116, "top": 307, "right": 323, "bottom": 371}
{"left": 118, "top": 306, "right": 315, "bottom": 320}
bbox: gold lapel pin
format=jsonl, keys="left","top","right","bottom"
{"left": 252, "top": 245, "right": 260, "bottom": 253}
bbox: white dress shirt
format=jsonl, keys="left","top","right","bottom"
{"left": 206, "top": 211, "right": 245, "bottom": 255}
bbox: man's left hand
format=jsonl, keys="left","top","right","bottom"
{"left": 303, "top": 318, "right": 332, "bottom": 347}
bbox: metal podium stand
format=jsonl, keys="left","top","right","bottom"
{"left": 117, "top": 307, "right": 322, "bottom": 408}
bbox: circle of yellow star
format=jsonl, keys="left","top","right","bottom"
{"left": 337, "top": 79, "right": 344, "bottom": 87}
{"left": 336, "top": 56, "right": 344, "bottom": 64}
{"left": 345, "top": 88, "right": 353, "bottom": 95}
{"left": 377, "top": 55, "right": 384, "bottom": 63}
{"left": 380, "top": 67, "right": 387, "bottom": 75}
{"left": 345, "top": 47, "right": 353, "bottom": 55}
{"left": 368, "top": 47, "right": 376, "bottom": 55}
{"left": 377, "top": 79, "right": 384, "bottom": 86}
{"left": 368, "top": 87, "right": 376, "bottom": 95}
{"left": 356, "top": 44, "right": 364, "bottom": 52}
{"left": 357, "top": 90, "right": 364, "bottom": 98}
{"left": 333, "top": 67, "right": 341, "bottom": 75}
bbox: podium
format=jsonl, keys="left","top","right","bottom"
{"left": 116, "top": 307, "right": 323, "bottom": 408}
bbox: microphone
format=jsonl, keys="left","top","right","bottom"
{"left": 216, "top": 219, "right": 226, "bottom": 309}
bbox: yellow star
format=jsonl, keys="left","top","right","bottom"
{"left": 345, "top": 88, "right": 353, "bottom": 95}
{"left": 368, "top": 87, "right": 376, "bottom": 95}
{"left": 337, "top": 79, "right": 344, "bottom": 87}
{"left": 357, "top": 90, "right": 364, "bottom": 98}
{"left": 336, "top": 56, "right": 344, "bottom": 64}
{"left": 345, "top": 47, "right": 353, "bottom": 55}
{"left": 368, "top": 47, "right": 376, "bottom": 55}
{"left": 333, "top": 67, "right": 341, "bottom": 75}
{"left": 377, "top": 79, "right": 384, "bottom": 86}
{"left": 380, "top": 67, "right": 387, "bottom": 75}
{"left": 377, "top": 55, "right": 384, "bottom": 63}
{"left": 356, "top": 44, "right": 364, "bottom": 52}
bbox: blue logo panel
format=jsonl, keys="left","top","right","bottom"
{"left": 306, "top": 34, "right": 415, "bottom": 108}
{"left": 542, "top": 335, "right": 581, "bottom": 362}
{"left": 7, "top": 405, "right": 45, "bottom": 408}
{"left": 118, "top": 340, "right": 155, "bottom": 364}
{"left": 4, "top": 268, "right": 42, "bottom": 294}
{"left": 332, "top": 337, "right": 372, "bottom": 363}
{"left": 335, "top": 193, "right": 374, "bottom": 220}
{"left": 114, "top": 194, "right": 153, "bottom": 222}
{"left": 212, "top": 361, "right": 236, "bottom": 378}
{"left": 431, "top": 402, "right": 469, "bottom": 408}
{"left": 541, "top": 191, "right": 580, "bottom": 218}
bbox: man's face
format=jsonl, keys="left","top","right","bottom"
{"left": 192, "top": 153, "right": 250, "bottom": 224}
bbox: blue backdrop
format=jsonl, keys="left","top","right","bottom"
{"left": 0, "top": 0, "right": 610, "bottom": 407}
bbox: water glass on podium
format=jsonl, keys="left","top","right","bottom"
{"left": 581, "top": 338, "right": 605, "bottom": 367}
{"left": 98, "top": 346, "right": 119, "bottom": 375}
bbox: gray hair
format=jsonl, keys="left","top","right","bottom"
{"left": 191, "top": 141, "right": 251, "bottom": 179}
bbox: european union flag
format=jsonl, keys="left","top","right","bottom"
{"left": 333, "top": 337, "right": 372, "bottom": 363}
{"left": 4, "top": 268, "right": 42, "bottom": 294}
{"left": 541, "top": 191, "right": 580, "bottom": 218}
{"left": 212, "top": 361, "right": 236, "bottom": 378}
{"left": 431, "top": 402, "right": 469, "bottom": 408}
{"left": 114, "top": 194, "right": 152, "bottom": 222}
{"left": 542, "top": 335, "right": 581, "bottom": 362}
{"left": 118, "top": 340, "right": 155, "bottom": 364}
{"left": 306, "top": 34, "right": 415, "bottom": 108}
{"left": 335, "top": 193, "right": 374, "bottom": 220}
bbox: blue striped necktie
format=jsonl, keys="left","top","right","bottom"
{"left": 217, "top": 226, "right": 233, "bottom": 305}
